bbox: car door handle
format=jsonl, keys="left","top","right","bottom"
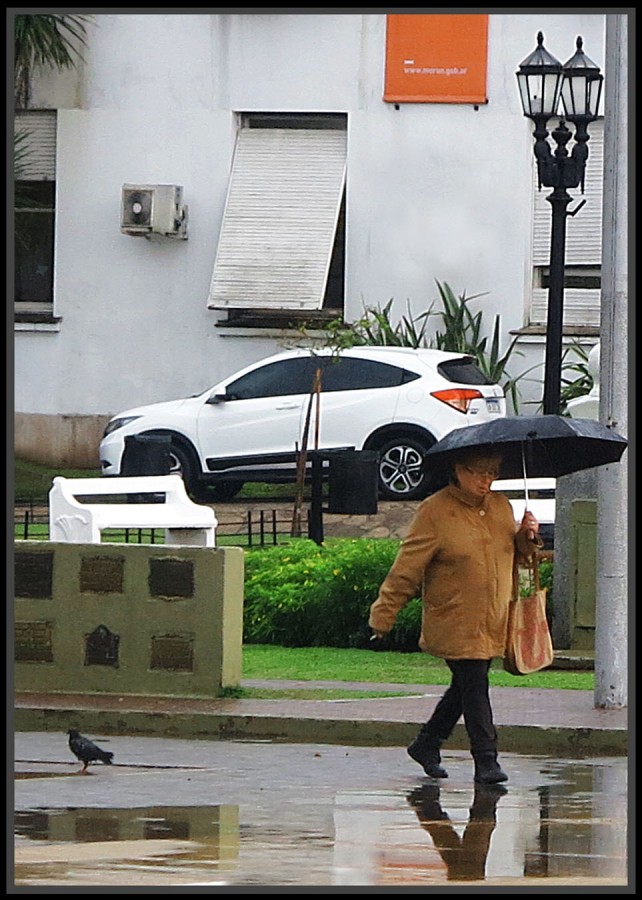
{"left": 275, "top": 403, "right": 299, "bottom": 410}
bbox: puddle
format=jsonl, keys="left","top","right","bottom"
{"left": 13, "top": 742, "right": 629, "bottom": 887}
{"left": 14, "top": 805, "right": 239, "bottom": 886}
{"left": 14, "top": 779, "right": 628, "bottom": 887}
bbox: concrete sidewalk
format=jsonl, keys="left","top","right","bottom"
{"left": 14, "top": 679, "right": 627, "bottom": 758}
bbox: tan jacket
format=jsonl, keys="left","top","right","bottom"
{"left": 368, "top": 483, "right": 537, "bottom": 660}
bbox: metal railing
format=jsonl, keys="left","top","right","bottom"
{"left": 14, "top": 505, "right": 297, "bottom": 548}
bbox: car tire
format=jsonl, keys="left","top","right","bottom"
{"left": 168, "top": 441, "right": 204, "bottom": 500}
{"left": 169, "top": 443, "right": 243, "bottom": 503}
{"left": 376, "top": 436, "right": 433, "bottom": 501}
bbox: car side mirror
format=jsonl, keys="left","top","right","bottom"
{"left": 206, "top": 393, "right": 228, "bottom": 405}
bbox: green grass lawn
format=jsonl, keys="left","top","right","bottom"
{"left": 239, "top": 644, "right": 594, "bottom": 697}
{"left": 14, "top": 458, "right": 101, "bottom": 502}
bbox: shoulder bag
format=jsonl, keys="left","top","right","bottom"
{"left": 504, "top": 554, "right": 554, "bottom": 675}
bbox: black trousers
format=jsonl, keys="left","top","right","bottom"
{"left": 425, "top": 659, "right": 497, "bottom": 755}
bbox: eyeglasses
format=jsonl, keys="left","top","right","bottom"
{"left": 464, "top": 466, "right": 500, "bottom": 479}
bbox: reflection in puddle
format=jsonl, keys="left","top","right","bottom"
{"left": 13, "top": 757, "right": 628, "bottom": 886}
{"left": 15, "top": 805, "right": 239, "bottom": 886}
{"left": 406, "top": 782, "right": 506, "bottom": 882}
{"left": 332, "top": 763, "right": 628, "bottom": 886}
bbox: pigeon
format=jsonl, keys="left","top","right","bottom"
{"left": 67, "top": 729, "right": 114, "bottom": 775}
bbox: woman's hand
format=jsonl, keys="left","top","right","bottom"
{"left": 369, "top": 630, "right": 390, "bottom": 651}
{"left": 519, "top": 510, "right": 540, "bottom": 542}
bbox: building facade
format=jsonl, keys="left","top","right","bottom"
{"left": 13, "top": 12, "right": 607, "bottom": 467}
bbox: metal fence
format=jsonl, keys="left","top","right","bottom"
{"left": 14, "top": 504, "right": 299, "bottom": 548}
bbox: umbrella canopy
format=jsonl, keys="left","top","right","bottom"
{"left": 423, "top": 415, "right": 628, "bottom": 481}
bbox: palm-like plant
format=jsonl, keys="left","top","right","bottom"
{"left": 431, "top": 281, "right": 524, "bottom": 412}
{"left": 315, "top": 281, "right": 527, "bottom": 412}
{"left": 14, "top": 13, "right": 92, "bottom": 109}
{"left": 13, "top": 15, "right": 93, "bottom": 252}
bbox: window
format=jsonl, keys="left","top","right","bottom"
{"left": 15, "top": 182, "right": 55, "bottom": 303}
{"left": 208, "top": 113, "right": 347, "bottom": 329}
{"left": 14, "top": 111, "right": 57, "bottom": 320}
{"left": 223, "top": 356, "right": 418, "bottom": 401}
{"left": 318, "top": 358, "right": 418, "bottom": 392}
{"left": 529, "top": 119, "right": 603, "bottom": 331}
{"left": 225, "top": 358, "right": 321, "bottom": 400}
{"left": 437, "top": 357, "right": 495, "bottom": 386}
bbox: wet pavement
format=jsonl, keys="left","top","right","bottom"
{"left": 13, "top": 735, "right": 628, "bottom": 888}
{"left": 13, "top": 729, "right": 631, "bottom": 888}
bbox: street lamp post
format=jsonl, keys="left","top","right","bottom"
{"left": 516, "top": 33, "right": 603, "bottom": 415}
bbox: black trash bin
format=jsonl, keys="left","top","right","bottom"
{"left": 121, "top": 434, "right": 171, "bottom": 476}
{"left": 121, "top": 434, "right": 171, "bottom": 503}
{"left": 327, "top": 450, "right": 379, "bottom": 515}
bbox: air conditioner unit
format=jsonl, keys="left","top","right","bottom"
{"left": 121, "top": 184, "right": 188, "bottom": 238}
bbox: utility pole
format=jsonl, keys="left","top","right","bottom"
{"left": 594, "top": 14, "right": 628, "bottom": 709}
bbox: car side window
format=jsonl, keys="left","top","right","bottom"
{"left": 226, "top": 358, "right": 319, "bottom": 400}
{"left": 318, "top": 358, "right": 419, "bottom": 392}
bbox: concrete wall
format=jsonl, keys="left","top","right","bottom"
{"left": 14, "top": 13, "right": 606, "bottom": 466}
{"left": 14, "top": 413, "right": 110, "bottom": 468}
{"left": 15, "top": 542, "right": 244, "bottom": 697}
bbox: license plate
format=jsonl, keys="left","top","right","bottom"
{"left": 486, "top": 398, "right": 501, "bottom": 413}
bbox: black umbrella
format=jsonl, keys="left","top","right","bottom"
{"left": 423, "top": 415, "right": 628, "bottom": 481}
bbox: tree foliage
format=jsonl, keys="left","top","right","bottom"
{"left": 14, "top": 13, "right": 92, "bottom": 108}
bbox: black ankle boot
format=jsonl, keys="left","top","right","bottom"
{"left": 473, "top": 751, "right": 508, "bottom": 785}
{"left": 407, "top": 731, "right": 448, "bottom": 779}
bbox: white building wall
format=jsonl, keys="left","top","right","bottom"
{"left": 14, "top": 12, "right": 606, "bottom": 462}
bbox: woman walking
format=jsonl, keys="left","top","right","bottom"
{"left": 369, "top": 448, "right": 542, "bottom": 784}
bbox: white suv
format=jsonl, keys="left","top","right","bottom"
{"left": 99, "top": 346, "right": 506, "bottom": 501}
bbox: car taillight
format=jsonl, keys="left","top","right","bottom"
{"left": 430, "top": 388, "right": 484, "bottom": 413}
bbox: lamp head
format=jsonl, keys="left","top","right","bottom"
{"left": 516, "top": 31, "right": 564, "bottom": 121}
{"left": 560, "top": 36, "right": 603, "bottom": 120}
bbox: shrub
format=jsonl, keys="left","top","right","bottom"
{"left": 243, "top": 537, "right": 422, "bottom": 651}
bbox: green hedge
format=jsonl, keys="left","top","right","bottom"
{"left": 243, "top": 538, "right": 554, "bottom": 651}
{"left": 243, "top": 538, "right": 422, "bottom": 651}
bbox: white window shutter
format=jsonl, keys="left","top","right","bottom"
{"left": 14, "top": 111, "right": 57, "bottom": 180}
{"left": 531, "top": 119, "right": 603, "bottom": 327}
{"left": 207, "top": 128, "right": 347, "bottom": 311}
{"left": 531, "top": 288, "right": 601, "bottom": 328}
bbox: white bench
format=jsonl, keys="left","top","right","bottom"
{"left": 49, "top": 475, "right": 217, "bottom": 546}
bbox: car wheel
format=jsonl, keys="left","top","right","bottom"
{"left": 376, "top": 436, "right": 432, "bottom": 501}
{"left": 168, "top": 442, "right": 204, "bottom": 500}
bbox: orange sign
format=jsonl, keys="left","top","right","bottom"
{"left": 384, "top": 14, "right": 489, "bottom": 104}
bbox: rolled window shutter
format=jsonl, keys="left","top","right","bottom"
{"left": 14, "top": 111, "right": 57, "bottom": 180}
{"left": 208, "top": 128, "right": 347, "bottom": 311}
